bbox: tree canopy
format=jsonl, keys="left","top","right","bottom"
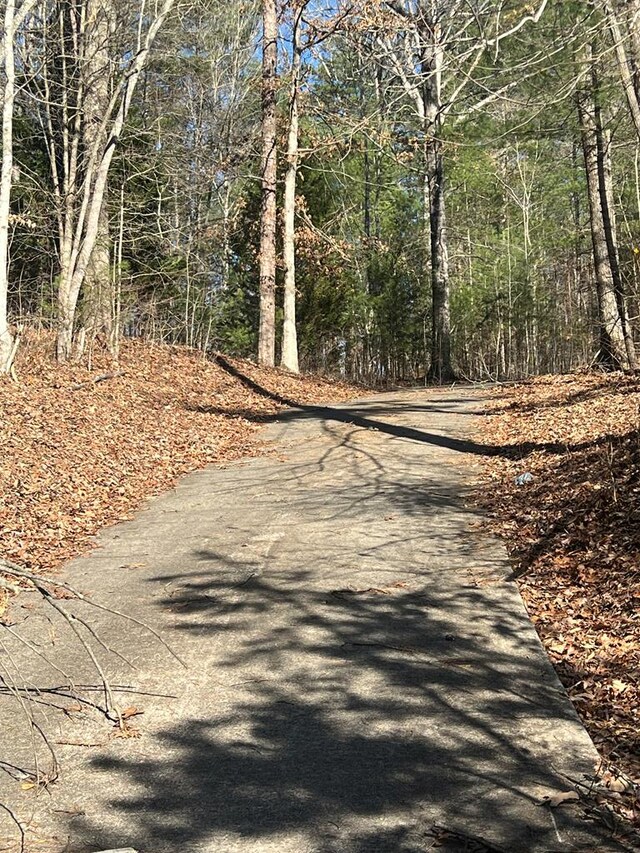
{"left": 2, "top": 0, "right": 640, "bottom": 382}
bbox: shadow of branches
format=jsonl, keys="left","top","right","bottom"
{"left": 77, "top": 564, "right": 619, "bottom": 851}
{"left": 35, "top": 378, "right": 628, "bottom": 853}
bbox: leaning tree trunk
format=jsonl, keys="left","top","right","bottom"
{"left": 0, "top": 0, "right": 16, "bottom": 373}
{"left": 577, "top": 62, "right": 629, "bottom": 370}
{"left": 258, "top": 0, "right": 277, "bottom": 367}
{"left": 605, "top": 0, "right": 640, "bottom": 137}
{"left": 280, "top": 18, "right": 301, "bottom": 373}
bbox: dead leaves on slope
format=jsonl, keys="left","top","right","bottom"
{"left": 477, "top": 373, "right": 640, "bottom": 789}
{"left": 0, "top": 331, "right": 362, "bottom": 575}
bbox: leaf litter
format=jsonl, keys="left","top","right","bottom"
{"left": 0, "top": 330, "right": 363, "bottom": 580}
{"left": 476, "top": 371, "right": 640, "bottom": 828}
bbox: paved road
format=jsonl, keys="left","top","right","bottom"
{"left": 0, "top": 389, "right": 623, "bottom": 852}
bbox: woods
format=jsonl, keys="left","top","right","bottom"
{"left": 4, "top": 3, "right": 640, "bottom": 846}
{"left": 2, "top": 1, "right": 640, "bottom": 380}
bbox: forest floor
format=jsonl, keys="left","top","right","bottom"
{"left": 477, "top": 373, "right": 640, "bottom": 806}
{"left": 0, "top": 329, "right": 361, "bottom": 588}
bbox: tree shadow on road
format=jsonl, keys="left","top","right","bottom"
{"left": 201, "top": 357, "right": 616, "bottom": 460}
{"left": 60, "top": 361, "right": 631, "bottom": 853}
{"left": 75, "top": 563, "right": 624, "bottom": 852}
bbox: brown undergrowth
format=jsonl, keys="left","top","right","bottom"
{"left": 477, "top": 372, "right": 640, "bottom": 793}
{"left": 0, "top": 330, "right": 362, "bottom": 582}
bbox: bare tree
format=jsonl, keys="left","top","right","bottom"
{"left": 280, "top": 0, "right": 346, "bottom": 373}
{"left": 0, "top": 0, "right": 17, "bottom": 374}
{"left": 77, "top": 0, "right": 115, "bottom": 355}
{"left": 604, "top": 0, "right": 640, "bottom": 137}
{"left": 365, "top": 0, "right": 549, "bottom": 382}
{"left": 23, "top": 0, "right": 176, "bottom": 361}
{"left": 0, "top": 0, "right": 36, "bottom": 374}
{"left": 281, "top": 1, "right": 304, "bottom": 373}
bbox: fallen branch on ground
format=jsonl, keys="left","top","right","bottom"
{"left": 69, "top": 370, "right": 124, "bottom": 391}
{"left": 0, "top": 554, "right": 185, "bottom": 840}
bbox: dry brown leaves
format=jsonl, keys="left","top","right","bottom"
{"left": 477, "top": 372, "right": 640, "bottom": 789}
{"left": 0, "top": 330, "right": 362, "bottom": 575}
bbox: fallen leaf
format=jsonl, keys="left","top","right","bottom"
{"left": 539, "top": 790, "right": 580, "bottom": 808}
{"left": 120, "top": 705, "right": 144, "bottom": 719}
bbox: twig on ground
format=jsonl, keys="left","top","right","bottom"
{"left": 0, "top": 553, "right": 185, "bottom": 781}
{"left": 4, "top": 324, "right": 23, "bottom": 384}
{"left": 428, "top": 824, "right": 510, "bottom": 853}
{"left": 69, "top": 370, "right": 124, "bottom": 391}
{"left": 0, "top": 801, "right": 25, "bottom": 853}
{"left": 0, "top": 650, "right": 59, "bottom": 787}
{"left": 0, "top": 558, "right": 185, "bottom": 667}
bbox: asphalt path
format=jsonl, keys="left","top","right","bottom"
{"left": 0, "top": 388, "right": 624, "bottom": 852}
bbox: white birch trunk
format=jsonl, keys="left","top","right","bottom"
{"left": 281, "top": 20, "right": 301, "bottom": 374}
{"left": 0, "top": 0, "right": 16, "bottom": 372}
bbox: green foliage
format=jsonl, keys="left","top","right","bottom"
{"left": 5, "top": 0, "right": 639, "bottom": 379}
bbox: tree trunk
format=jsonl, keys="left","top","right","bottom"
{"left": 577, "top": 58, "right": 629, "bottom": 369}
{"left": 57, "top": 267, "right": 75, "bottom": 361}
{"left": 419, "top": 21, "right": 455, "bottom": 384}
{"left": 258, "top": 0, "right": 277, "bottom": 366}
{"left": 605, "top": 0, "right": 640, "bottom": 360}
{"left": 627, "top": 0, "right": 640, "bottom": 82}
{"left": 605, "top": 1, "right": 640, "bottom": 137}
{"left": 596, "top": 123, "right": 637, "bottom": 367}
{"left": 55, "top": 0, "right": 175, "bottom": 360}
{"left": 280, "top": 17, "right": 300, "bottom": 373}
{"left": 80, "top": 0, "right": 113, "bottom": 353}
{"left": 425, "top": 138, "right": 454, "bottom": 382}
{"left": 0, "top": 0, "right": 16, "bottom": 373}
{"left": 81, "top": 202, "right": 112, "bottom": 348}
{"left": 363, "top": 140, "right": 371, "bottom": 295}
